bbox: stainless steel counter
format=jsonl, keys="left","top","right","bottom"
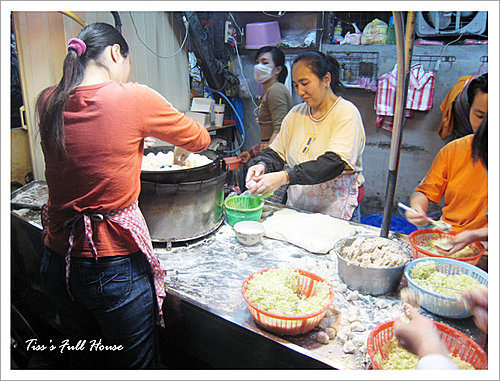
{"left": 10, "top": 181, "right": 482, "bottom": 369}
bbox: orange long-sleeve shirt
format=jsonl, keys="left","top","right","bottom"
{"left": 42, "top": 81, "right": 211, "bottom": 256}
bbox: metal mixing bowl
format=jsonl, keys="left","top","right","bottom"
{"left": 333, "top": 235, "right": 411, "bottom": 295}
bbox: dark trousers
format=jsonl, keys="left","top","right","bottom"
{"left": 40, "top": 248, "right": 159, "bottom": 369}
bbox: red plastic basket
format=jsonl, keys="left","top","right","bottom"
{"left": 408, "top": 229, "right": 485, "bottom": 266}
{"left": 367, "top": 320, "right": 488, "bottom": 370}
{"left": 241, "top": 268, "right": 334, "bottom": 336}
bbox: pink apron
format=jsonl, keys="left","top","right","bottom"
{"left": 286, "top": 172, "right": 359, "bottom": 220}
{"left": 42, "top": 201, "right": 167, "bottom": 327}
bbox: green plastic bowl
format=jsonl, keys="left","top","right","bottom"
{"left": 224, "top": 196, "right": 264, "bottom": 226}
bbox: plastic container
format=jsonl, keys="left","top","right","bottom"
{"left": 332, "top": 20, "right": 342, "bottom": 44}
{"left": 213, "top": 104, "right": 225, "bottom": 127}
{"left": 386, "top": 16, "right": 396, "bottom": 44}
{"left": 245, "top": 21, "right": 281, "bottom": 49}
{"left": 224, "top": 195, "right": 263, "bottom": 226}
{"left": 404, "top": 257, "right": 488, "bottom": 318}
{"left": 360, "top": 214, "right": 418, "bottom": 235}
{"left": 223, "top": 156, "right": 241, "bottom": 171}
{"left": 367, "top": 320, "right": 488, "bottom": 369}
{"left": 191, "top": 97, "right": 214, "bottom": 114}
{"left": 241, "top": 268, "right": 335, "bottom": 336}
{"left": 408, "top": 229, "right": 485, "bottom": 266}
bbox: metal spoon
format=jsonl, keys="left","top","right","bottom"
{"left": 397, "top": 202, "right": 452, "bottom": 231}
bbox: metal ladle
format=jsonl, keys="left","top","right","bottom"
{"left": 398, "top": 202, "right": 452, "bottom": 231}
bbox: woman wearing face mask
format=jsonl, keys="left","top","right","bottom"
{"left": 36, "top": 23, "right": 210, "bottom": 368}
{"left": 239, "top": 46, "right": 293, "bottom": 166}
{"left": 245, "top": 51, "right": 365, "bottom": 220}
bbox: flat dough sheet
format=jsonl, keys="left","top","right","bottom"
{"left": 262, "top": 208, "right": 356, "bottom": 254}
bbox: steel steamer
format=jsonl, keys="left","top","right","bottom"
{"left": 139, "top": 146, "right": 228, "bottom": 243}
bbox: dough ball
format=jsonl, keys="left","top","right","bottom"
{"left": 343, "top": 340, "right": 356, "bottom": 354}
{"left": 316, "top": 331, "right": 330, "bottom": 345}
{"left": 325, "top": 327, "right": 337, "bottom": 340}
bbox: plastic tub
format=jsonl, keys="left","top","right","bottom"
{"left": 245, "top": 21, "right": 281, "bottom": 49}
{"left": 408, "top": 229, "right": 485, "bottom": 266}
{"left": 367, "top": 320, "right": 488, "bottom": 369}
{"left": 360, "top": 214, "right": 418, "bottom": 235}
{"left": 224, "top": 195, "right": 263, "bottom": 226}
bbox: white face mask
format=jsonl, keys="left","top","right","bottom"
{"left": 254, "top": 63, "right": 274, "bottom": 83}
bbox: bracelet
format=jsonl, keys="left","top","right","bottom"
{"left": 283, "top": 169, "right": 290, "bottom": 184}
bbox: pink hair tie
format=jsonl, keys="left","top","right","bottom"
{"left": 67, "top": 38, "right": 86, "bottom": 57}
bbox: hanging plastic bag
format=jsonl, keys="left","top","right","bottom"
{"left": 341, "top": 23, "right": 362, "bottom": 45}
{"left": 361, "top": 19, "right": 388, "bottom": 45}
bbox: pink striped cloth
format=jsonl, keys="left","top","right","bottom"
{"left": 375, "top": 63, "right": 435, "bottom": 131}
{"left": 42, "top": 201, "right": 167, "bottom": 327}
{"left": 375, "top": 63, "right": 435, "bottom": 116}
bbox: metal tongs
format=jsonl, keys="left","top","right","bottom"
{"left": 398, "top": 202, "right": 452, "bottom": 231}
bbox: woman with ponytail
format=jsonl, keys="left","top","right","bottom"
{"left": 246, "top": 50, "right": 365, "bottom": 220}
{"left": 36, "top": 23, "right": 210, "bottom": 368}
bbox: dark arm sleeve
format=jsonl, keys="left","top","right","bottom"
{"left": 287, "top": 151, "right": 346, "bottom": 185}
{"left": 255, "top": 147, "right": 286, "bottom": 173}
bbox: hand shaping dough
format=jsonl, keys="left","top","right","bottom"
{"left": 262, "top": 209, "right": 356, "bottom": 254}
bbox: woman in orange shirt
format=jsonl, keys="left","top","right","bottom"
{"left": 36, "top": 23, "right": 210, "bottom": 368}
{"left": 406, "top": 117, "right": 488, "bottom": 234}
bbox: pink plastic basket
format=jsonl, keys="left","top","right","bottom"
{"left": 367, "top": 320, "right": 488, "bottom": 370}
{"left": 241, "top": 268, "right": 334, "bottom": 336}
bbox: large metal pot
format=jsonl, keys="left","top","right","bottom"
{"left": 333, "top": 235, "right": 411, "bottom": 295}
{"left": 139, "top": 146, "right": 228, "bottom": 242}
{"left": 141, "top": 146, "right": 222, "bottom": 183}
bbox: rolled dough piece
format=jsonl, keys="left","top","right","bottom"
{"left": 262, "top": 209, "right": 356, "bottom": 253}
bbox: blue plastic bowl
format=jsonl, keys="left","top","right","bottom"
{"left": 360, "top": 214, "right": 418, "bottom": 235}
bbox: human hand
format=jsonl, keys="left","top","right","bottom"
{"left": 248, "top": 172, "right": 287, "bottom": 195}
{"left": 173, "top": 147, "right": 190, "bottom": 165}
{"left": 405, "top": 204, "right": 431, "bottom": 227}
{"left": 245, "top": 164, "right": 266, "bottom": 188}
{"left": 393, "top": 304, "right": 449, "bottom": 358}
{"left": 144, "top": 137, "right": 156, "bottom": 149}
{"left": 239, "top": 151, "right": 252, "bottom": 165}
{"left": 435, "top": 230, "right": 474, "bottom": 255}
{"left": 461, "top": 289, "right": 488, "bottom": 333}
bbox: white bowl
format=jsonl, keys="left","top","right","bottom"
{"left": 233, "top": 221, "right": 265, "bottom": 246}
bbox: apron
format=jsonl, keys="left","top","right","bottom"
{"left": 286, "top": 172, "right": 359, "bottom": 220}
{"left": 41, "top": 201, "right": 167, "bottom": 327}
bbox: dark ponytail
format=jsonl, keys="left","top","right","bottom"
{"left": 292, "top": 50, "right": 343, "bottom": 93}
{"left": 37, "top": 22, "right": 129, "bottom": 159}
{"left": 472, "top": 115, "right": 487, "bottom": 169}
{"left": 255, "top": 46, "right": 288, "bottom": 84}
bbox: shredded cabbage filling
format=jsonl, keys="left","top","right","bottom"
{"left": 410, "top": 261, "right": 486, "bottom": 297}
{"left": 379, "top": 337, "right": 474, "bottom": 370}
{"left": 245, "top": 267, "right": 330, "bottom": 316}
